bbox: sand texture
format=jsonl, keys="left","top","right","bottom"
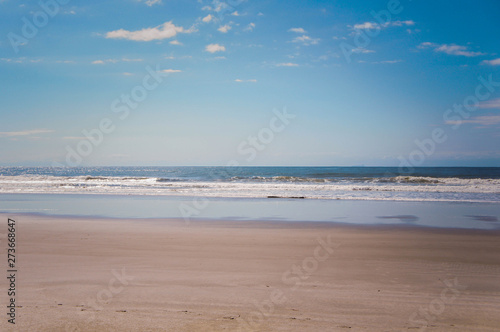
{"left": 1, "top": 214, "right": 500, "bottom": 331}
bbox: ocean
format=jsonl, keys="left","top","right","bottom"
{"left": 0, "top": 166, "right": 499, "bottom": 203}
{"left": 1, "top": 166, "right": 499, "bottom": 229}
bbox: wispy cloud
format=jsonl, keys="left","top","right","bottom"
{"left": 1, "top": 57, "right": 73, "bottom": 65}
{"left": 91, "top": 58, "right": 142, "bottom": 64}
{"left": 202, "top": 14, "right": 213, "bottom": 23}
{"left": 373, "top": 60, "right": 402, "bottom": 64}
{"left": 164, "top": 55, "right": 192, "bottom": 60}
{"left": 205, "top": 43, "right": 226, "bottom": 53}
{"left": 0, "top": 129, "right": 54, "bottom": 138}
{"left": 445, "top": 115, "right": 500, "bottom": 126}
{"left": 292, "top": 35, "right": 319, "bottom": 45}
{"left": 289, "top": 28, "right": 318, "bottom": 45}
{"left": 289, "top": 27, "right": 306, "bottom": 33}
{"left": 481, "top": 58, "right": 500, "bottom": 66}
{"left": 352, "top": 48, "right": 375, "bottom": 54}
{"left": 203, "top": 0, "right": 240, "bottom": 13}
{"left": 478, "top": 98, "right": 500, "bottom": 109}
{"left": 139, "top": 0, "right": 162, "bottom": 6}
{"left": 276, "top": 62, "right": 299, "bottom": 67}
{"left": 234, "top": 79, "right": 257, "bottom": 83}
{"left": 353, "top": 22, "right": 378, "bottom": 30}
{"left": 218, "top": 24, "right": 231, "bottom": 33}
{"left": 391, "top": 20, "right": 415, "bottom": 27}
{"left": 106, "top": 21, "right": 195, "bottom": 42}
{"left": 419, "top": 42, "right": 484, "bottom": 57}
{"left": 352, "top": 20, "right": 414, "bottom": 30}
{"left": 169, "top": 40, "right": 182, "bottom": 45}
{"left": 1, "top": 57, "right": 26, "bottom": 63}
{"left": 160, "top": 69, "right": 182, "bottom": 73}
{"left": 244, "top": 23, "right": 255, "bottom": 32}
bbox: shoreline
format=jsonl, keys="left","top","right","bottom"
{"left": 1, "top": 193, "right": 499, "bottom": 230}
{"left": 2, "top": 211, "right": 500, "bottom": 233}
{"left": 1, "top": 213, "right": 500, "bottom": 331}
{"left": 1, "top": 191, "right": 499, "bottom": 204}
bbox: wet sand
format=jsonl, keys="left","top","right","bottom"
{"left": 1, "top": 213, "right": 500, "bottom": 331}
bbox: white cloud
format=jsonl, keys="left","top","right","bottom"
{"left": 289, "top": 27, "right": 306, "bottom": 33}
{"left": 418, "top": 42, "right": 434, "bottom": 48}
{"left": 202, "top": 14, "right": 213, "bottom": 23}
{"left": 160, "top": 69, "right": 182, "bottom": 73}
{"left": 169, "top": 40, "right": 182, "bottom": 45}
{"left": 244, "top": 23, "right": 255, "bottom": 32}
{"left": 374, "top": 60, "right": 402, "bottom": 64}
{"left": 235, "top": 79, "right": 257, "bottom": 83}
{"left": 419, "top": 42, "right": 484, "bottom": 57}
{"left": 352, "top": 48, "right": 375, "bottom": 54}
{"left": 276, "top": 62, "right": 299, "bottom": 67}
{"left": 218, "top": 24, "right": 231, "bottom": 33}
{"left": 0, "top": 129, "right": 54, "bottom": 138}
{"left": 106, "top": 21, "right": 194, "bottom": 42}
{"left": 92, "top": 58, "right": 141, "bottom": 64}
{"left": 0, "top": 58, "right": 24, "bottom": 63}
{"left": 205, "top": 43, "right": 226, "bottom": 53}
{"left": 0, "top": 57, "right": 42, "bottom": 64}
{"left": 392, "top": 20, "right": 415, "bottom": 27}
{"left": 481, "top": 58, "right": 500, "bottom": 66}
{"left": 140, "top": 0, "right": 162, "bottom": 6}
{"left": 353, "top": 22, "right": 378, "bottom": 30}
{"left": 91, "top": 59, "right": 119, "bottom": 64}
{"left": 478, "top": 98, "right": 500, "bottom": 109}
{"left": 231, "top": 11, "right": 240, "bottom": 16}
{"left": 445, "top": 115, "right": 500, "bottom": 126}
{"left": 292, "top": 35, "right": 319, "bottom": 45}
{"left": 123, "top": 72, "right": 134, "bottom": 76}
{"left": 352, "top": 20, "right": 415, "bottom": 30}
{"left": 204, "top": 0, "right": 230, "bottom": 13}
{"left": 435, "top": 44, "right": 483, "bottom": 57}
{"left": 165, "top": 55, "right": 192, "bottom": 60}
{"left": 212, "top": 0, "right": 237, "bottom": 13}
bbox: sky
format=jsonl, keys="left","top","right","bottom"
{"left": 0, "top": 0, "right": 499, "bottom": 167}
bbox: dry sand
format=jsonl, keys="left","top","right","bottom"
{"left": 1, "top": 213, "right": 499, "bottom": 331}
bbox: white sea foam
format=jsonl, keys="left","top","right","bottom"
{"left": 0, "top": 175, "right": 498, "bottom": 203}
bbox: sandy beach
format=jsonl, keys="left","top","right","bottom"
{"left": 1, "top": 213, "right": 500, "bottom": 331}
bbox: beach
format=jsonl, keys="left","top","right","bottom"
{"left": 2, "top": 213, "right": 499, "bottom": 331}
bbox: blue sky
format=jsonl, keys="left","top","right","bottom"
{"left": 0, "top": 0, "right": 499, "bottom": 166}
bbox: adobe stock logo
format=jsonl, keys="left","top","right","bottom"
{"left": 53, "top": 65, "right": 169, "bottom": 167}
{"left": 7, "top": 0, "right": 70, "bottom": 54}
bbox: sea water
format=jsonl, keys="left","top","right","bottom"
{"left": 0, "top": 166, "right": 499, "bottom": 229}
